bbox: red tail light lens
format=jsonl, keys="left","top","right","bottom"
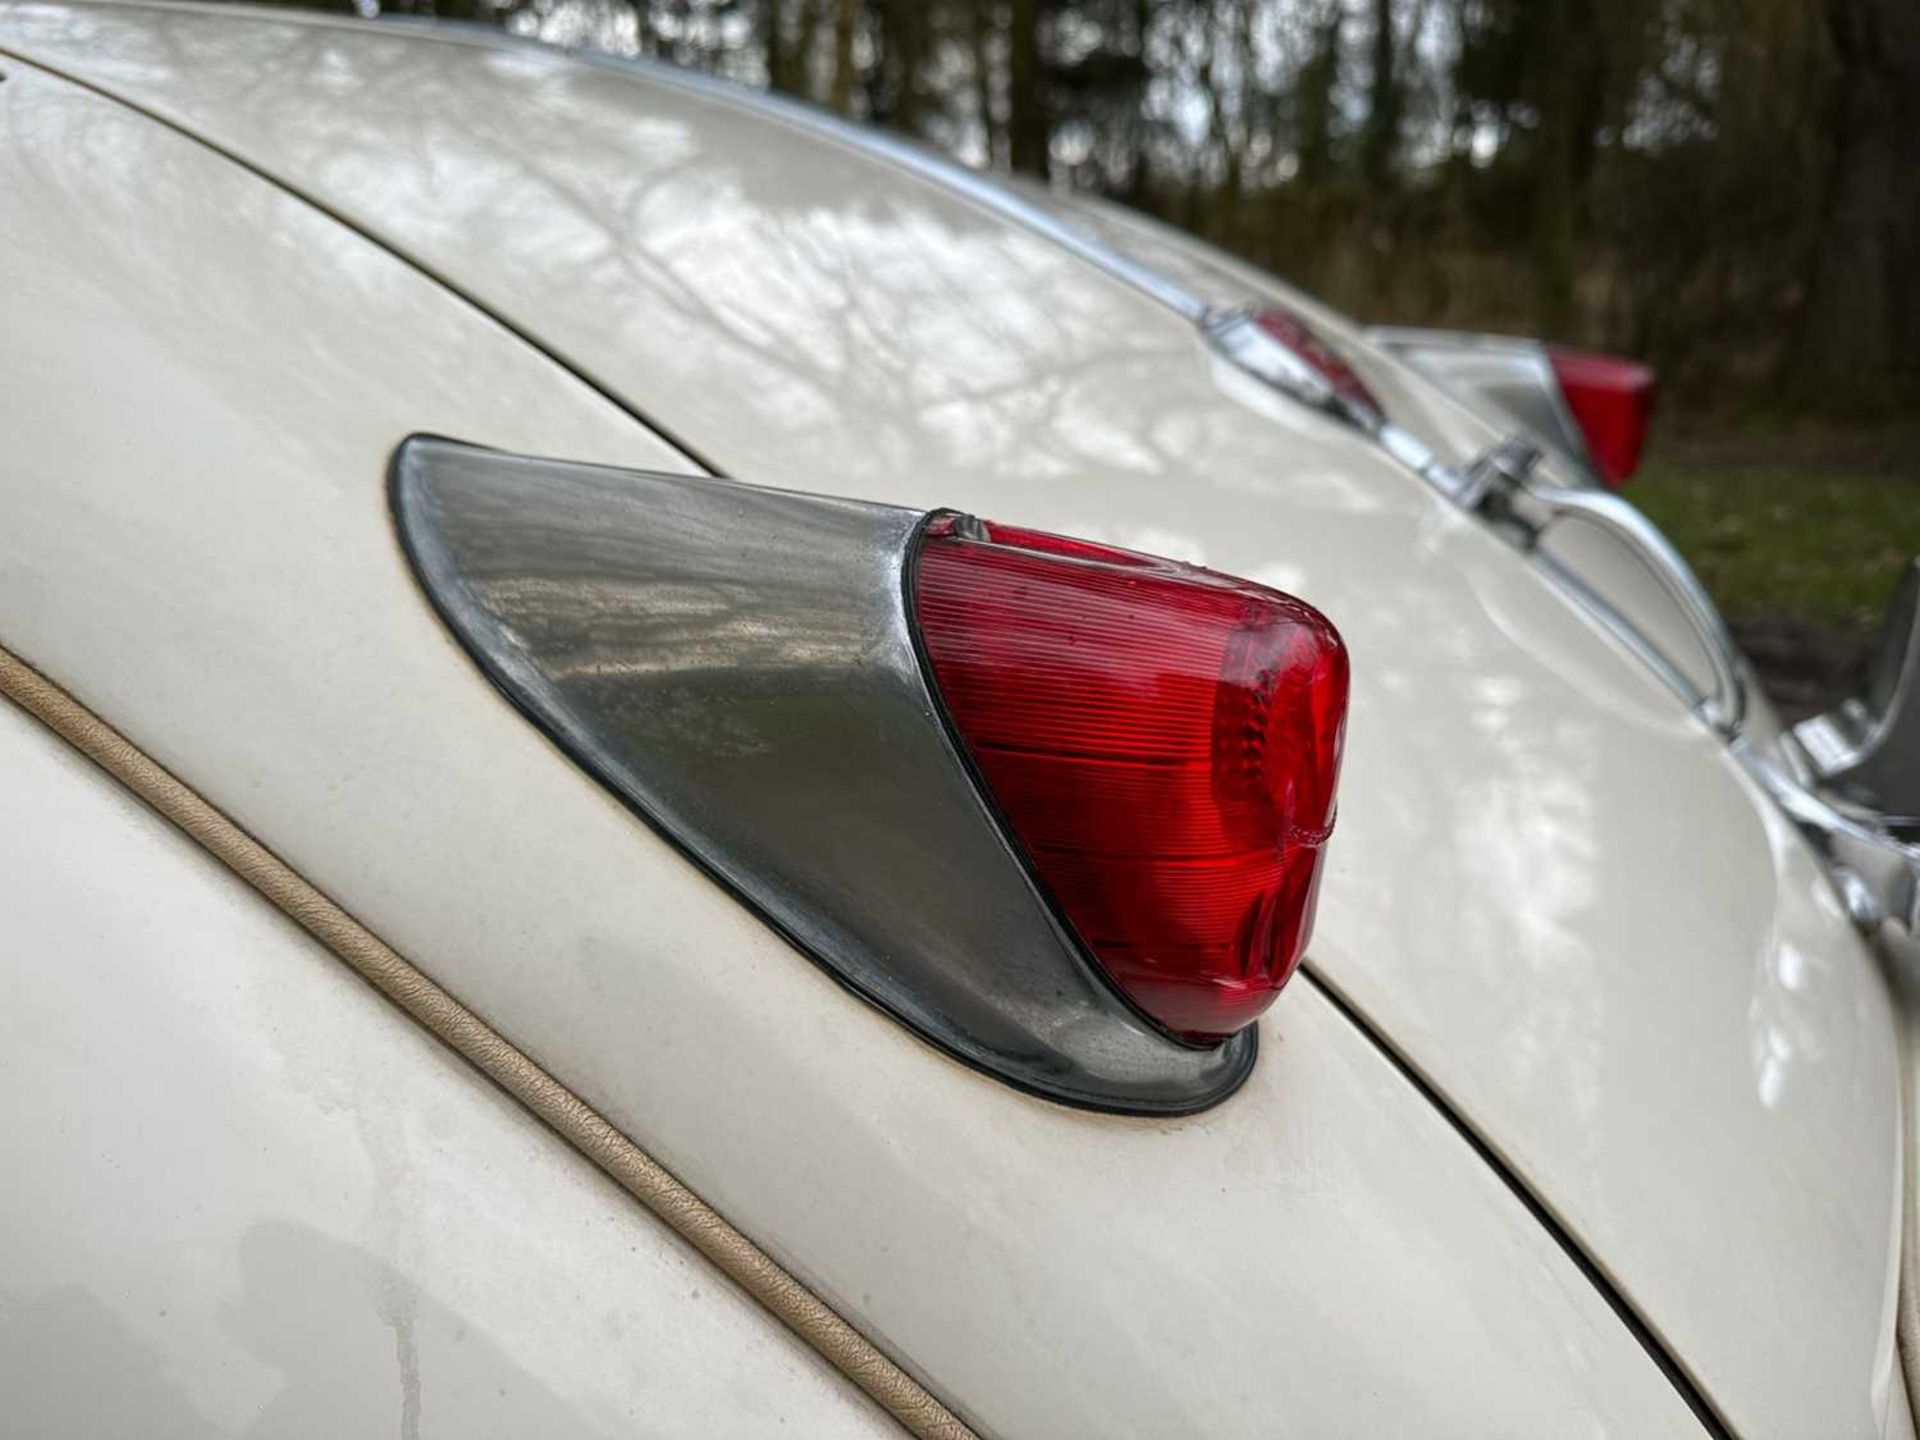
{"left": 1255, "top": 306, "right": 1382, "bottom": 416}
{"left": 913, "top": 519, "right": 1349, "bottom": 1041}
{"left": 1548, "top": 347, "right": 1657, "bottom": 489}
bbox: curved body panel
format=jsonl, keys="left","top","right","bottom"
{"left": 392, "top": 439, "right": 1251, "bottom": 1110}
{"left": 0, "top": 11, "right": 1905, "bottom": 1435}
{"left": 0, "top": 688, "right": 898, "bottom": 1440}
{"left": 0, "top": 48, "right": 1712, "bottom": 1438}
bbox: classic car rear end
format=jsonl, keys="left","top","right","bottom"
{"left": 1, "top": 5, "right": 1912, "bottom": 1436}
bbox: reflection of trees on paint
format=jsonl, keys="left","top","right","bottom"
{"left": 277, "top": 0, "right": 1920, "bottom": 412}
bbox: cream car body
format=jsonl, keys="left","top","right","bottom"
{"left": 0, "top": 5, "right": 1909, "bottom": 1437}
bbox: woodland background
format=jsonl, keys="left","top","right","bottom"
{"left": 272, "top": 0, "right": 1920, "bottom": 708}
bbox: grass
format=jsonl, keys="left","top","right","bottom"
{"left": 1624, "top": 418, "right": 1920, "bottom": 716}
{"left": 1634, "top": 464, "right": 1920, "bottom": 630}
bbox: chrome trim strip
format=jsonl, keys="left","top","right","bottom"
{"left": 382, "top": 21, "right": 1899, "bottom": 941}
{"left": 1472, "top": 455, "right": 1749, "bottom": 737}
{"left": 384, "top": 19, "right": 1750, "bottom": 738}
{"left": 1367, "top": 325, "right": 1598, "bottom": 481}
{"left": 1792, "top": 558, "right": 1920, "bottom": 815}
{"left": 1734, "top": 736, "right": 1920, "bottom": 932}
{"left": 1203, "top": 308, "right": 1465, "bottom": 489}
{"left": 392, "top": 437, "right": 1253, "bottom": 1114}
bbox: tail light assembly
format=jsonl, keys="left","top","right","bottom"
{"left": 393, "top": 438, "right": 1347, "bottom": 1113}
{"left": 1546, "top": 347, "right": 1657, "bottom": 489}
{"left": 1249, "top": 305, "right": 1384, "bottom": 421}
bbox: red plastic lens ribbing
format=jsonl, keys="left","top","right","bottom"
{"left": 913, "top": 518, "right": 1349, "bottom": 1041}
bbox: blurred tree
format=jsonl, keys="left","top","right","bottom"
{"left": 969, "top": 0, "right": 1001, "bottom": 167}
{"left": 827, "top": 0, "right": 858, "bottom": 113}
{"left": 1358, "top": 0, "right": 1396, "bottom": 190}
{"left": 1794, "top": 0, "right": 1920, "bottom": 403}
{"left": 760, "top": 0, "right": 810, "bottom": 96}
{"left": 1292, "top": 3, "right": 1342, "bottom": 190}
{"left": 867, "top": 0, "right": 926, "bottom": 132}
{"left": 1007, "top": 0, "right": 1048, "bottom": 174}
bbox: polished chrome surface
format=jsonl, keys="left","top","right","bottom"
{"left": 1465, "top": 451, "right": 1748, "bottom": 736}
{"left": 2, "top": 26, "right": 1904, "bottom": 1433}
{"left": 1376, "top": 348, "right": 1920, "bottom": 947}
{"left": 392, "top": 437, "right": 1251, "bottom": 1113}
{"left": 989, "top": 174, "right": 1753, "bottom": 757}
{"left": 1735, "top": 736, "right": 1920, "bottom": 931}
{"left": 1770, "top": 557, "right": 1920, "bottom": 935}
{"left": 19, "top": 0, "right": 1732, "bottom": 756}
{"left": 1452, "top": 431, "right": 1546, "bottom": 511}
{"left": 1204, "top": 308, "right": 1473, "bottom": 492}
{"left": 1795, "top": 558, "right": 1920, "bottom": 818}
{"left": 1369, "top": 325, "right": 1597, "bottom": 482}
{"left": 507, "top": 24, "right": 1904, "bottom": 957}
{"left": 404, "top": 11, "right": 1538, "bottom": 518}
{"left": 1204, "top": 311, "right": 1748, "bottom": 742}
{"left": 1202, "top": 307, "right": 1348, "bottom": 416}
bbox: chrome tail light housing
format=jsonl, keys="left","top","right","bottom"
{"left": 393, "top": 438, "right": 1347, "bottom": 1112}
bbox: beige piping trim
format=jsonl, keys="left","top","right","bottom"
{"left": 0, "top": 645, "right": 976, "bottom": 1440}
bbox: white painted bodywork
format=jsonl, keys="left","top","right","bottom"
{"left": 1034, "top": 186, "right": 1757, "bottom": 729}
{"left": 0, "top": 660, "right": 899, "bottom": 1438}
{"left": 0, "top": 7, "right": 1906, "bottom": 1436}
